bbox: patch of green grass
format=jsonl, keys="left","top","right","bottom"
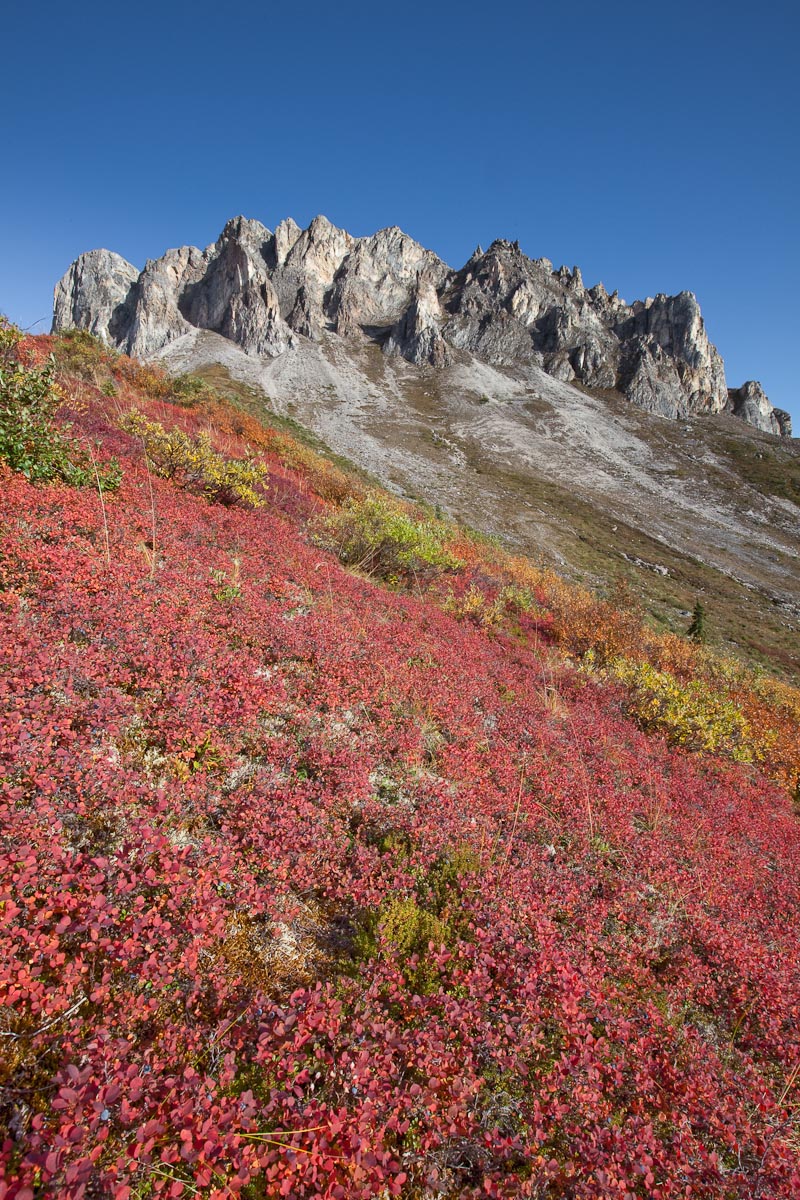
{"left": 718, "top": 437, "right": 800, "bottom": 506}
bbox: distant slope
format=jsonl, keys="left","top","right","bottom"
{"left": 160, "top": 328, "right": 800, "bottom": 681}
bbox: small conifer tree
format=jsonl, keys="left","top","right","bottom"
{"left": 687, "top": 599, "right": 708, "bottom": 643}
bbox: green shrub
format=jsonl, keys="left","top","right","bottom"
{"left": 121, "top": 408, "right": 267, "bottom": 507}
{"left": 53, "top": 328, "right": 113, "bottom": 382}
{"left": 316, "top": 491, "right": 463, "bottom": 581}
{"left": 169, "top": 373, "right": 210, "bottom": 406}
{"left": 0, "top": 318, "right": 121, "bottom": 490}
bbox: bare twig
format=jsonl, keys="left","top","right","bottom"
{"left": 0, "top": 994, "right": 88, "bottom": 1040}
{"left": 88, "top": 442, "right": 111, "bottom": 567}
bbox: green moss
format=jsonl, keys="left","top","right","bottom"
{"left": 348, "top": 848, "right": 480, "bottom": 993}
{"left": 381, "top": 896, "right": 448, "bottom": 958}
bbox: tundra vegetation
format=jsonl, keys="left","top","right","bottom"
{"left": 1, "top": 324, "right": 799, "bottom": 1198}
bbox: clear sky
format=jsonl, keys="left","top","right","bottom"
{"left": 2, "top": 0, "right": 797, "bottom": 426}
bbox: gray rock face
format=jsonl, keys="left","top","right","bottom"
{"left": 327, "top": 227, "right": 451, "bottom": 335}
{"left": 124, "top": 246, "right": 201, "bottom": 358}
{"left": 52, "top": 250, "right": 140, "bottom": 344}
{"left": 438, "top": 242, "right": 729, "bottom": 420}
{"left": 271, "top": 217, "right": 302, "bottom": 268}
{"left": 271, "top": 216, "right": 355, "bottom": 336}
{"left": 52, "top": 215, "right": 791, "bottom": 436}
{"left": 614, "top": 293, "right": 728, "bottom": 417}
{"left": 178, "top": 218, "right": 295, "bottom": 357}
{"left": 384, "top": 272, "right": 451, "bottom": 367}
{"left": 726, "top": 381, "right": 792, "bottom": 437}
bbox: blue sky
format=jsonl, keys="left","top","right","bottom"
{"left": 2, "top": 0, "right": 797, "bottom": 426}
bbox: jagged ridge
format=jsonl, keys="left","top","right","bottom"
{"left": 53, "top": 215, "right": 791, "bottom": 436}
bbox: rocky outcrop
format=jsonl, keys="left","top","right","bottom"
{"left": 177, "top": 218, "right": 295, "bottom": 358}
{"left": 384, "top": 272, "right": 451, "bottom": 367}
{"left": 52, "top": 250, "right": 139, "bottom": 344}
{"left": 52, "top": 215, "right": 791, "bottom": 436}
{"left": 613, "top": 293, "right": 728, "bottom": 417}
{"left": 437, "top": 242, "right": 729, "bottom": 420}
{"left": 271, "top": 216, "right": 355, "bottom": 336}
{"left": 327, "top": 227, "right": 450, "bottom": 334}
{"left": 124, "top": 247, "right": 201, "bottom": 358}
{"left": 775, "top": 409, "right": 793, "bottom": 438}
{"left": 726, "top": 382, "right": 792, "bottom": 437}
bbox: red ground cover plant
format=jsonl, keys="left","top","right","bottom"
{"left": 1, "top": 335, "right": 799, "bottom": 1198}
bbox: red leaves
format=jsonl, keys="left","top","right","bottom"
{"left": 0, "top": 360, "right": 799, "bottom": 1198}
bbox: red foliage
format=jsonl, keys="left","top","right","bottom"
{"left": 1, "top": 360, "right": 799, "bottom": 1198}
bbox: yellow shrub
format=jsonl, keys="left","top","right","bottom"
{"left": 609, "top": 657, "right": 756, "bottom": 762}
{"left": 441, "top": 584, "right": 509, "bottom": 629}
{"left": 121, "top": 409, "right": 267, "bottom": 507}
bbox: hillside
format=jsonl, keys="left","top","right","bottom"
{"left": 1, "top": 325, "right": 800, "bottom": 1199}
{"left": 52, "top": 218, "right": 800, "bottom": 682}
{"left": 164, "top": 334, "right": 800, "bottom": 684}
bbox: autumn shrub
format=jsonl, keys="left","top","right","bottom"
{"left": 255, "top": 426, "right": 365, "bottom": 506}
{"left": 609, "top": 656, "right": 755, "bottom": 760}
{"left": 0, "top": 318, "right": 121, "bottom": 489}
{"left": 280, "top": 442, "right": 362, "bottom": 506}
{"left": 316, "top": 491, "right": 463, "bottom": 580}
{"left": 169, "top": 372, "right": 211, "bottom": 406}
{"left": 441, "top": 581, "right": 541, "bottom": 629}
{"left": 52, "top": 328, "right": 113, "bottom": 383}
{"left": 113, "top": 355, "right": 175, "bottom": 399}
{"left": 121, "top": 408, "right": 267, "bottom": 506}
{"left": 441, "top": 583, "right": 503, "bottom": 628}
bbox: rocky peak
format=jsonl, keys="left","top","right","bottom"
{"left": 51, "top": 214, "right": 792, "bottom": 436}
{"left": 290, "top": 216, "right": 354, "bottom": 274}
{"left": 327, "top": 226, "right": 450, "bottom": 334}
{"left": 215, "top": 215, "right": 272, "bottom": 261}
{"left": 270, "top": 215, "right": 355, "bottom": 334}
{"left": 727, "top": 381, "right": 792, "bottom": 437}
{"left": 124, "top": 244, "right": 212, "bottom": 359}
{"left": 178, "top": 218, "right": 292, "bottom": 358}
{"left": 52, "top": 249, "right": 139, "bottom": 344}
{"left": 272, "top": 217, "right": 302, "bottom": 267}
{"left": 612, "top": 291, "right": 728, "bottom": 417}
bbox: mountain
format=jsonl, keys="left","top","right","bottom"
{"left": 53, "top": 214, "right": 791, "bottom": 436}
{"left": 51, "top": 217, "right": 800, "bottom": 681}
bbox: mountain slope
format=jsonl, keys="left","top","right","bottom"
{"left": 1, "top": 327, "right": 800, "bottom": 1198}
{"left": 50, "top": 218, "right": 800, "bottom": 680}
{"left": 158, "top": 330, "right": 800, "bottom": 680}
